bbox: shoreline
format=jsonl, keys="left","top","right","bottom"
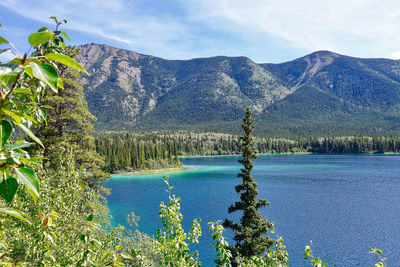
{"left": 179, "top": 151, "right": 313, "bottom": 159}
{"left": 179, "top": 151, "right": 400, "bottom": 159}
{"left": 112, "top": 166, "right": 188, "bottom": 176}
{"left": 111, "top": 152, "right": 400, "bottom": 176}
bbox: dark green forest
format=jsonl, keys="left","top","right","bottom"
{"left": 95, "top": 133, "right": 400, "bottom": 172}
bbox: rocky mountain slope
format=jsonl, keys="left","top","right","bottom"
{"left": 79, "top": 44, "right": 400, "bottom": 136}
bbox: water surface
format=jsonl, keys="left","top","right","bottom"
{"left": 106, "top": 154, "right": 400, "bottom": 266}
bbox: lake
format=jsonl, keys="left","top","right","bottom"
{"left": 106, "top": 154, "right": 400, "bottom": 266}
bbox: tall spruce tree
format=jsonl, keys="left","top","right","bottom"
{"left": 223, "top": 107, "right": 274, "bottom": 259}
{"left": 36, "top": 46, "right": 109, "bottom": 191}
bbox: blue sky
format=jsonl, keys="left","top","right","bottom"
{"left": 1, "top": 0, "right": 400, "bottom": 63}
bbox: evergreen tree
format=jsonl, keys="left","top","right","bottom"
{"left": 173, "top": 147, "right": 181, "bottom": 167}
{"left": 223, "top": 107, "right": 274, "bottom": 260}
{"left": 35, "top": 46, "right": 109, "bottom": 190}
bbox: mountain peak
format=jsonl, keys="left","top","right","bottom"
{"left": 307, "top": 50, "right": 340, "bottom": 57}
{"left": 76, "top": 43, "right": 400, "bottom": 135}
{"left": 300, "top": 50, "right": 340, "bottom": 77}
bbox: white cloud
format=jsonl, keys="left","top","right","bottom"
{"left": 0, "top": 0, "right": 194, "bottom": 58}
{"left": 2, "top": 0, "right": 400, "bottom": 62}
{"left": 387, "top": 51, "right": 400, "bottom": 60}
{"left": 181, "top": 0, "right": 400, "bottom": 59}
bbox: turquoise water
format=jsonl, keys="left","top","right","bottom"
{"left": 106, "top": 154, "right": 400, "bottom": 266}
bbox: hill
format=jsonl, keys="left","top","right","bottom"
{"left": 79, "top": 44, "right": 400, "bottom": 136}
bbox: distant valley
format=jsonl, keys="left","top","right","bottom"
{"left": 79, "top": 43, "right": 400, "bottom": 136}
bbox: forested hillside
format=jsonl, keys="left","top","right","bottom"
{"left": 79, "top": 45, "right": 400, "bottom": 136}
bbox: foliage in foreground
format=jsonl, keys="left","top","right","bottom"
{"left": 209, "top": 220, "right": 289, "bottom": 267}
{"left": 0, "top": 150, "right": 127, "bottom": 266}
{"left": 0, "top": 15, "right": 92, "bottom": 221}
{"left": 304, "top": 241, "right": 328, "bottom": 267}
{"left": 0, "top": 24, "right": 51, "bottom": 216}
{"left": 155, "top": 177, "right": 202, "bottom": 266}
{"left": 0, "top": 17, "right": 128, "bottom": 266}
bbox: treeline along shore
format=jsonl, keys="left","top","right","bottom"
{"left": 95, "top": 132, "right": 400, "bottom": 172}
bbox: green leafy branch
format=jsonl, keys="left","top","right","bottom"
{"left": 369, "top": 247, "right": 387, "bottom": 267}
{"left": 0, "top": 17, "right": 87, "bottom": 221}
{"left": 155, "top": 176, "right": 202, "bottom": 266}
{"left": 304, "top": 241, "right": 328, "bottom": 267}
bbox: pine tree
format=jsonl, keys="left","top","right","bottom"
{"left": 223, "top": 107, "right": 274, "bottom": 259}
{"left": 35, "top": 46, "right": 109, "bottom": 190}
{"left": 173, "top": 144, "right": 181, "bottom": 167}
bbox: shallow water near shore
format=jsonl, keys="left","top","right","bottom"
{"left": 106, "top": 154, "right": 400, "bottom": 266}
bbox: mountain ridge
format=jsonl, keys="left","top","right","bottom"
{"left": 78, "top": 43, "right": 400, "bottom": 136}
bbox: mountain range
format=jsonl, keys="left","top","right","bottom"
{"left": 79, "top": 43, "right": 400, "bottom": 136}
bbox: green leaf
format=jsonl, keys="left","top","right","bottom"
{"left": 116, "top": 255, "right": 122, "bottom": 263}
{"left": 87, "top": 214, "right": 94, "bottom": 221}
{"left": 17, "top": 123, "right": 44, "bottom": 148}
{"left": 22, "top": 113, "right": 39, "bottom": 124}
{"left": 57, "top": 77, "right": 64, "bottom": 89}
{"left": 20, "top": 157, "right": 41, "bottom": 168}
{"left": 0, "top": 35, "right": 9, "bottom": 44}
{"left": 29, "top": 62, "right": 58, "bottom": 92}
{"left": 0, "top": 176, "right": 18, "bottom": 203}
{"left": 1, "top": 109, "right": 23, "bottom": 124}
{"left": 41, "top": 105, "right": 53, "bottom": 109}
{"left": 28, "top": 32, "right": 54, "bottom": 47}
{"left": 24, "top": 65, "right": 33, "bottom": 78}
{"left": 6, "top": 156, "right": 20, "bottom": 165}
{"left": 5, "top": 141, "right": 32, "bottom": 150}
{"left": 0, "top": 207, "right": 30, "bottom": 223}
{"left": 120, "top": 253, "right": 134, "bottom": 260}
{"left": 102, "top": 251, "right": 112, "bottom": 260}
{"left": 45, "top": 53, "right": 88, "bottom": 74}
{"left": 14, "top": 167, "right": 39, "bottom": 203}
{"left": 13, "top": 88, "right": 32, "bottom": 95}
{"left": 37, "top": 27, "right": 49, "bottom": 32}
{"left": 26, "top": 58, "right": 41, "bottom": 65}
{"left": 49, "top": 16, "right": 58, "bottom": 24}
{"left": 0, "top": 71, "right": 19, "bottom": 85}
{"left": 8, "top": 58, "right": 22, "bottom": 65}
{"left": 60, "top": 40, "right": 65, "bottom": 50}
{"left": 36, "top": 108, "right": 46, "bottom": 123}
{"left": 0, "top": 120, "right": 13, "bottom": 150}
{"left": 61, "top": 31, "right": 71, "bottom": 41}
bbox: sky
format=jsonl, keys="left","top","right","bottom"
{"left": 1, "top": 0, "right": 400, "bottom": 63}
